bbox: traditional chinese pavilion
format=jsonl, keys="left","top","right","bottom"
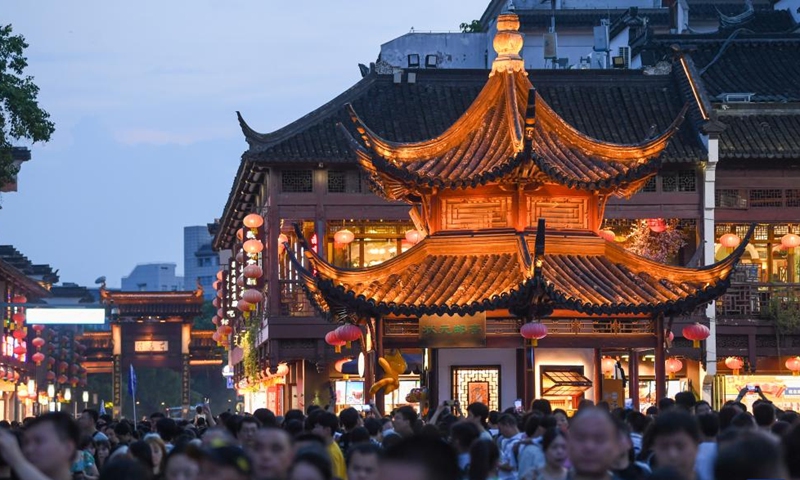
{"left": 287, "top": 12, "right": 751, "bottom": 411}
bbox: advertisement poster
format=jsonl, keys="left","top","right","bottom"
{"left": 724, "top": 375, "right": 800, "bottom": 412}
{"left": 345, "top": 381, "right": 364, "bottom": 405}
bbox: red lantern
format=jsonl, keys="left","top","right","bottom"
{"left": 13, "top": 344, "right": 26, "bottom": 356}
{"left": 325, "top": 331, "right": 346, "bottom": 354}
{"left": 243, "top": 264, "right": 263, "bottom": 279}
{"left": 236, "top": 299, "right": 252, "bottom": 312}
{"left": 333, "top": 229, "right": 355, "bottom": 245}
{"left": 786, "top": 357, "right": 800, "bottom": 376}
{"left": 601, "top": 357, "right": 617, "bottom": 378}
{"left": 236, "top": 228, "right": 244, "bottom": 241}
{"left": 46, "top": 357, "right": 55, "bottom": 367}
{"left": 212, "top": 315, "right": 220, "bottom": 326}
{"left": 520, "top": 322, "right": 548, "bottom": 347}
{"left": 12, "top": 294, "right": 27, "bottom": 304}
{"left": 32, "top": 336, "right": 45, "bottom": 348}
{"left": 212, "top": 297, "right": 221, "bottom": 308}
{"left": 599, "top": 229, "right": 616, "bottom": 242}
{"left": 59, "top": 361, "right": 68, "bottom": 372}
{"left": 212, "top": 280, "right": 221, "bottom": 291}
{"left": 216, "top": 308, "right": 224, "bottom": 319}
{"left": 335, "top": 323, "right": 362, "bottom": 349}
{"left": 667, "top": 330, "right": 674, "bottom": 343}
{"left": 12, "top": 329, "right": 26, "bottom": 340}
{"left": 70, "top": 364, "right": 79, "bottom": 374}
{"left": 243, "top": 239, "right": 264, "bottom": 254}
{"left": 719, "top": 233, "right": 741, "bottom": 249}
{"left": 278, "top": 234, "right": 289, "bottom": 251}
{"left": 32, "top": 325, "right": 45, "bottom": 334}
{"left": 12, "top": 313, "right": 25, "bottom": 325}
{"left": 647, "top": 218, "right": 667, "bottom": 233}
{"left": 725, "top": 356, "right": 744, "bottom": 375}
{"left": 32, "top": 352, "right": 45, "bottom": 365}
{"left": 243, "top": 213, "right": 264, "bottom": 229}
{"left": 216, "top": 270, "right": 224, "bottom": 281}
{"left": 70, "top": 377, "right": 79, "bottom": 387}
{"left": 237, "top": 275, "right": 246, "bottom": 288}
{"left": 235, "top": 251, "right": 245, "bottom": 263}
{"left": 782, "top": 233, "right": 800, "bottom": 249}
{"left": 275, "top": 364, "right": 289, "bottom": 376}
{"left": 45, "top": 371, "right": 55, "bottom": 381}
{"left": 665, "top": 357, "right": 683, "bottom": 379}
{"left": 682, "top": 323, "right": 710, "bottom": 348}
{"left": 242, "top": 289, "right": 264, "bottom": 304}
{"left": 57, "top": 374, "right": 68, "bottom": 384}
{"left": 218, "top": 325, "right": 233, "bottom": 336}
{"left": 212, "top": 331, "right": 220, "bottom": 343}
{"left": 405, "top": 230, "right": 423, "bottom": 245}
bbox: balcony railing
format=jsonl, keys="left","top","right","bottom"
{"left": 279, "top": 280, "right": 316, "bottom": 317}
{"left": 716, "top": 282, "right": 800, "bottom": 319}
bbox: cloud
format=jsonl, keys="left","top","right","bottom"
{"left": 113, "top": 126, "right": 236, "bottom": 146}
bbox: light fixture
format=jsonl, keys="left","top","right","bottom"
{"left": 666, "top": 357, "right": 684, "bottom": 379}
{"left": 782, "top": 233, "right": 800, "bottom": 249}
{"left": 405, "top": 229, "right": 423, "bottom": 244}
{"left": 334, "top": 228, "right": 355, "bottom": 245}
{"left": 64, "top": 388, "right": 72, "bottom": 402}
{"left": 358, "top": 352, "right": 366, "bottom": 378}
{"left": 47, "top": 384, "right": 55, "bottom": 398}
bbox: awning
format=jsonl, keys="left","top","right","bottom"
{"left": 542, "top": 370, "right": 593, "bottom": 397}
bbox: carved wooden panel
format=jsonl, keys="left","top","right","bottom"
{"left": 441, "top": 196, "right": 512, "bottom": 230}
{"left": 527, "top": 196, "right": 588, "bottom": 229}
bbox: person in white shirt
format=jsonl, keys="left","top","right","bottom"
{"left": 497, "top": 414, "right": 526, "bottom": 480}
{"left": 694, "top": 412, "right": 719, "bottom": 480}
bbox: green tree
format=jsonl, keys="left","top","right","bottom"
{"left": 194, "top": 300, "right": 216, "bottom": 330}
{"left": 0, "top": 25, "right": 55, "bottom": 187}
{"left": 459, "top": 20, "right": 482, "bottom": 33}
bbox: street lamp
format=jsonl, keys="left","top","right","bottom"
{"left": 82, "top": 391, "right": 89, "bottom": 403}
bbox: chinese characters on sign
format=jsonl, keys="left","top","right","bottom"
{"left": 419, "top": 313, "right": 486, "bottom": 348}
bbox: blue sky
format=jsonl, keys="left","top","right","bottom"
{"left": 1, "top": 0, "right": 488, "bottom": 287}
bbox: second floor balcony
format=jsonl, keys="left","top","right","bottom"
{"left": 717, "top": 282, "right": 800, "bottom": 326}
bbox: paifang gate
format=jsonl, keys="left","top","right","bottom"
{"left": 80, "top": 287, "right": 210, "bottom": 418}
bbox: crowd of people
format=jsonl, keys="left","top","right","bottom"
{"left": 1, "top": 390, "right": 799, "bottom": 480}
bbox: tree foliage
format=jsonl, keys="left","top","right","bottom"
{"left": 193, "top": 300, "right": 217, "bottom": 330}
{"left": 0, "top": 25, "right": 55, "bottom": 186}
{"left": 459, "top": 20, "right": 482, "bottom": 33}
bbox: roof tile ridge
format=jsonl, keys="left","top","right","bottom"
{"left": 237, "top": 71, "right": 379, "bottom": 150}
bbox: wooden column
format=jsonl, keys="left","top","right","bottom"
{"left": 374, "top": 317, "right": 385, "bottom": 415}
{"left": 267, "top": 170, "right": 281, "bottom": 316}
{"left": 655, "top": 316, "right": 667, "bottom": 403}
{"left": 629, "top": 350, "right": 640, "bottom": 411}
{"left": 594, "top": 348, "right": 603, "bottom": 404}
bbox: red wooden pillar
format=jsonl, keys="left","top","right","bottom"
{"left": 594, "top": 348, "right": 603, "bottom": 404}
{"left": 655, "top": 315, "right": 667, "bottom": 403}
{"left": 629, "top": 350, "right": 640, "bottom": 411}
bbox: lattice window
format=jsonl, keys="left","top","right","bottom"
{"left": 641, "top": 177, "right": 656, "bottom": 193}
{"left": 715, "top": 189, "right": 747, "bottom": 208}
{"left": 327, "top": 170, "right": 363, "bottom": 193}
{"left": 661, "top": 170, "right": 696, "bottom": 192}
{"left": 281, "top": 170, "right": 313, "bottom": 193}
{"left": 677, "top": 218, "right": 697, "bottom": 229}
{"left": 452, "top": 366, "right": 500, "bottom": 412}
{"left": 715, "top": 224, "right": 733, "bottom": 238}
{"left": 749, "top": 189, "right": 782, "bottom": 208}
{"left": 774, "top": 225, "right": 790, "bottom": 237}
{"left": 786, "top": 189, "right": 800, "bottom": 207}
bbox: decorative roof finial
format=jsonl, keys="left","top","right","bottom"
{"left": 491, "top": 11, "right": 525, "bottom": 76}
{"left": 506, "top": 0, "right": 516, "bottom": 12}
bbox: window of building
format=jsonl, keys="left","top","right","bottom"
{"left": 640, "top": 177, "right": 656, "bottom": 193}
{"left": 326, "top": 221, "right": 416, "bottom": 269}
{"left": 328, "top": 170, "right": 363, "bottom": 193}
{"left": 715, "top": 223, "right": 800, "bottom": 283}
{"left": 661, "top": 169, "right": 696, "bottom": 192}
{"left": 198, "top": 276, "right": 214, "bottom": 285}
{"left": 715, "top": 189, "right": 747, "bottom": 208}
{"left": 281, "top": 170, "right": 313, "bottom": 193}
{"left": 749, "top": 189, "right": 783, "bottom": 208}
{"left": 197, "top": 257, "right": 213, "bottom": 267}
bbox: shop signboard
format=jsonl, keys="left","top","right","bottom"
{"left": 419, "top": 312, "right": 486, "bottom": 348}
{"left": 723, "top": 375, "right": 800, "bottom": 412}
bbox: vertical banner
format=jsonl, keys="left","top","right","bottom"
{"left": 112, "top": 355, "right": 121, "bottom": 418}
{"left": 181, "top": 353, "right": 190, "bottom": 417}
{"left": 419, "top": 313, "right": 486, "bottom": 348}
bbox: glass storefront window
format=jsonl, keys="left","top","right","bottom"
{"left": 327, "top": 221, "right": 415, "bottom": 269}
{"left": 715, "top": 223, "right": 800, "bottom": 283}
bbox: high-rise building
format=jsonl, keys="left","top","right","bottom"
{"left": 184, "top": 225, "right": 218, "bottom": 299}
{"left": 121, "top": 263, "right": 183, "bottom": 292}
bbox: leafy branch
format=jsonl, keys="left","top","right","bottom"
{"left": 459, "top": 20, "right": 482, "bottom": 33}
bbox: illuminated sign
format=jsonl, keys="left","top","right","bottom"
{"left": 27, "top": 308, "right": 106, "bottom": 325}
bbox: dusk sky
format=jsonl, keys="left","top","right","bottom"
{"left": 2, "top": 0, "right": 488, "bottom": 288}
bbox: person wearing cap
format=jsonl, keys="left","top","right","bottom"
{"left": 190, "top": 438, "right": 253, "bottom": 480}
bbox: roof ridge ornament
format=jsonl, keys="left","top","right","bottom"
{"left": 491, "top": 13, "right": 526, "bottom": 76}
